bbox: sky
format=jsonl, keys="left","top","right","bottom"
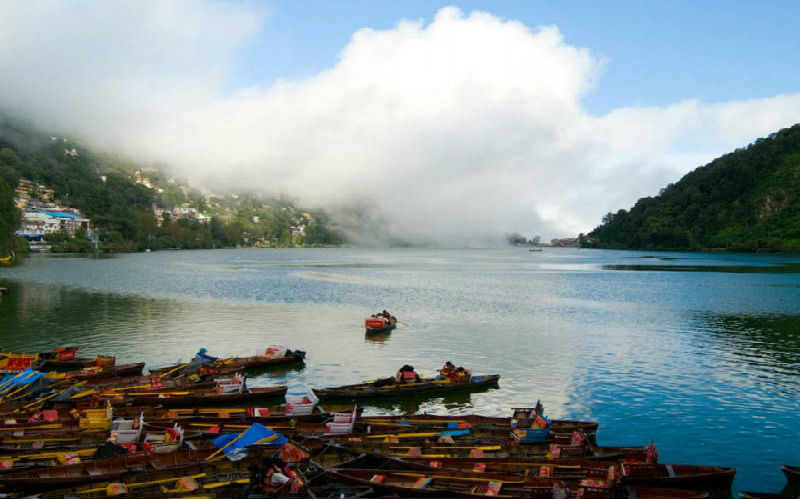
{"left": 1, "top": 1, "right": 800, "bottom": 243}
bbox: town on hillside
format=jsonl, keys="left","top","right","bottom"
{"left": 4, "top": 137, "right": 341, "bottom": 253}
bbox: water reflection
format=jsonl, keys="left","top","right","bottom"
{"left": 689, "top": 312, "right": 800, "bottom": 397}
{"left": 364, "top": 331, "right": 392, "bottom": 344}
{"left": 602, "top": 263, "right": 800, "bottom": 273}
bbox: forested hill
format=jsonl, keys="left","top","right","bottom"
{"left": 0, "top": 117, "right": 344, "bottom": 255}
{"left": 582, "top": 124, "right": 800, "bottom": 252}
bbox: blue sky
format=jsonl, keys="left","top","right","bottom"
{"left": 237, "top": 1, "right": 800, "bottom": 114}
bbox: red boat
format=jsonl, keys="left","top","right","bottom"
{"left": 365, "top": 314, "right": 397, "bottom": 334}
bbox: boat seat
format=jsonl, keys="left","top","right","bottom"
{"left": 326, "top": 405, "right": 357, "bottom": 434}
{"left": 665, "top": 464, "right": 676, "bottom": 477}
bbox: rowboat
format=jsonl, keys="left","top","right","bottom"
{"left": 620, "top": 463, "right": 736, "bottom": 490}
{"left": 738, "top": 492, "right": 785, "bottom": 499}
{"left": 358, "top": 413, "right": 599, "bottom": 437}
{"left": 309, "top": 445, "right": 624, "bottom": 482}
{"left": 365, "top": 315, "right": 397, "bottom": 334}
{"left": 150, "top": 346, "right": 306, "bottom": 378}
{"left": 37, "top": 471, "right": 250, "bottom": 499}
{"left": 34, "top": 446, "right": 295, "bottom": 498}
{"left": 55, "top": 362, "right": 146, "bottom": 381}
{"left": 33, "top": 349, "right": 99, "bottom": 371}
{"left": 100, "top": 386, "right": 288, "bottom": 407}
{"left": 313, "top": 374, "right": 500, "bottom": 400}
{"left": 110, "top": 402, "right": 332, "bottom": 423}
{"left": 400, "top": 456, "right": 620, "bottom": 478}
{"left": 0, "top": 448, "right": 217, "bottom": 490}
{"left": 323, "top": 467, "right": 617, "bottom": 498}
{"left": 782, "top": 464, "right": 800, "bottom": 485}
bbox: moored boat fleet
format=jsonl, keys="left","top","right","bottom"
{"left": 0, "top": 345, "right": 791, "bottom": 498}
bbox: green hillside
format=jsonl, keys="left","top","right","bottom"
{"left": 0, "top": 117, "right": 344, "bottom": 254}
{"left": 582, "top": 124, "right": 800, "bottom": 252}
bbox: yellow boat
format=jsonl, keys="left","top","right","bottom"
{"left": 0, "top": 256, "right": 11, "bottom": 265}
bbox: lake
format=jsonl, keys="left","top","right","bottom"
{"left": 1, "top": 247, "right": 799, "bottom": 494}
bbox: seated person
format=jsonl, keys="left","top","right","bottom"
{"left": 454, "top": 366, "right": 472, "bottom": 382}
{"left": 194, "top": 347, "right": 218, "bottom": 362}
{"left": 395, "top": 364, "right": 420, "bottom": 384}
{"left": 437, "top": 361, "right": 456, "bottom": 380}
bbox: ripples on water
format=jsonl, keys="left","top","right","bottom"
{"left": 1, "top": 248, "right": 800, "bottom": 493}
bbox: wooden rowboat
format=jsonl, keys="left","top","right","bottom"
{"left": 101, "top": 386, "right": 288, "bottom": 407}
{"left": 313, "top": 374, "right": 500, "bottom": 400}
{"left": 359, "top": 413, "right": 599, "bottom": 437}
{"left": 150, "top": 348, "right": 306, "bottom": 378}
{"left": 782, "top": 464, "right": 800, "bottom": 485}
{"left": 0, "top": 448, "right": 216, "bottom": 491}
{"left": 324, "top": 467, "right": 617, "bottom": 498}
{"left": 621, "top": 462, "right": 735, "bottom": 490}
{"left": 58, "top": 362, "right": 146, "bottom": 381}
{"left": 365, "top": 321, "right": 397, "bottom": 335}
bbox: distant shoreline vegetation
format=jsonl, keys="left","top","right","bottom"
{"left": 581, "top": 123, "right": 800, "bottom": 253}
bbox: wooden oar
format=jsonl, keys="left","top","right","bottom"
{"left": 397, "top": 321, "right": 410, "bottom": 327}
{"left": 160, "top": 361, "right": 190, "bottom": 378}
{"left": 76, "top": 473, "right": 208, "bottom": 494}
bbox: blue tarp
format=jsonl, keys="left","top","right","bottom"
{"left": 212, "top": 423, "right": 288, "bottom": 460}
{"left": 437, "top": 429, "right": 471, "bottom": 437}
{"left": 0, "top": 369, "right": 44, "bottom": 387}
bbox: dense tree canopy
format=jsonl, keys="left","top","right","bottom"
{"left": 582, "top": 124, "right": 800, "bottom": 252}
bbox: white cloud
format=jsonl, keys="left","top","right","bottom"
{"left": 1, "top": 3, "right": 799, "bottom": 242}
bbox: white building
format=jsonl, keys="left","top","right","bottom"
{"left": 16, "top": 210, "right": 92, "bottom": 247}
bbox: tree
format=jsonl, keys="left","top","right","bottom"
{"left": 506, "top": 232, "right": 527, "bottom": 246}
{"left": 0, "top": 179, "right": 20, "bottom": 256}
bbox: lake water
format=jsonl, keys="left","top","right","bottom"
{"left": 1, "top": 247, "right": 799, "bottom": 494}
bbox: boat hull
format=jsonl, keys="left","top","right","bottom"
{"left": 622, "top": 463, "right": 736, "bottom": 490}
{"left": 365, "top": 322, "right": 397, "bottom": 334}
{"left": 782, "top": 465, "right": 800, "bottom": 485}
{"left": 313, "top": 374, "right": 500, "bottom": 400}
{"left": 107, "top": 386, "right": 288, "bottom": 407}
{"left": 150, "top": 353, "right": 305, "bottom": 377}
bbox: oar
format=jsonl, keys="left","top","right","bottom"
{"left": 16, "top": 389, "right": 63, "bottom": 410}
{"left": 397, "top": 321, "right": 410, "bottom": 327}
{"left": 160, "top": 361, "right": 190, "bottom": 378}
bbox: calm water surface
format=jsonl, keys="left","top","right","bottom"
{"left": 1, "top": 247, "right": 799, "bottom": 493}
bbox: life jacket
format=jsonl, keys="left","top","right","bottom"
{"left": 440, "top": 367, "right": 451, "bottom": 378}
{"left": 401, "top": 370, "right": 417, "bottom": 382}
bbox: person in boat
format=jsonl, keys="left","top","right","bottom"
{"left": 195, "top": 347, "right": 218, "bottom": 362}
{"left": 454, "top": 366, "right": 472, "bottom": 382}
{"left": 273, "top": 457, "right": 305, "bottom": 493}
{"left": 179, "top": 347, "right": 220, "bottom": 375}
{"left": 396, "top": 364, "right": 420, "bottom": 384}
{"left": 93, "top": 434, "right": 128, "bottom": 459}
{"left": 437, "top": 361, "right": 456, "bottom": 380}
{"left": 259, "top": 457, "right": 294, "bottom": 496}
